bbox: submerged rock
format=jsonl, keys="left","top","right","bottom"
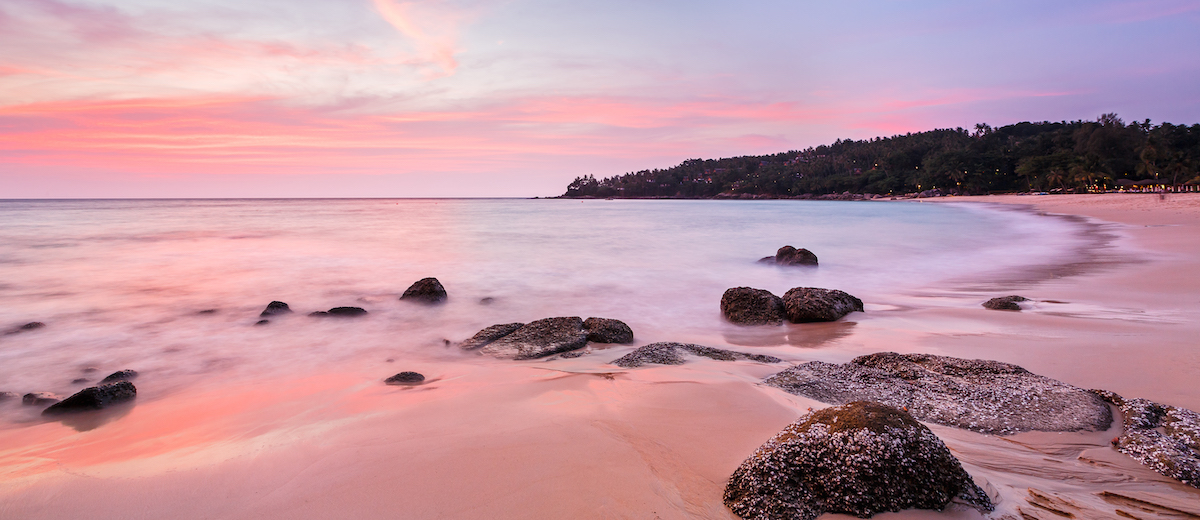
{"left": 612, "top": 342, "right": 782, "bottom": 368}
{"left": 773, "top": 245, "right": 819, "bottom": 266}
{"left": 400, "top": 277, "right": 448, "bottom": 304}
{"left": 721, "top": 287, "right": 786, "bottom": 325}
{"left": 479, "top": 317, "right": 588, "bottom": 360}
{"left": 22, "top": 392, "right": 61, "bottom": 406}
{"left": 255, "top": 319, "right": 270, "bottom": 326}
{"left": 259, "top": 301, "right": 293, "bottom": 317}
{"left": 724, "top": 401, "right": 992, "bottom": 520}
{"left": 385, "top": 372, "right": 426, "bottom": 385}
{"left": 42, "top": 382, "right": 136, "bottom": 415}
{"left": 582, "top": 317, "right": 634, "bottom": 344}
{"left": 765, "top": 352, "right": 1112, "bottom": 435}
{"left": 460, "top": 323, "right": 524, "bottom": 350}
{"left": 100, "top": 369, "right": 138, "bottom": 383}
{"left": 1092, "top": 390, "right": 1200, "bottom": 489}
{"left": 310, "top": 307, "right": 368, "bottom": 317}
{"left": 5, "top": 321, "right": 45, "bottom": 335}
{"left": 982, "top": 295, "right": 1028, "bottom": 311}
{"left": 781, "top": 287, "right": 863, "bottom": 322}
{"left": 1, "top": 391, "right": 20, "bottom": 402}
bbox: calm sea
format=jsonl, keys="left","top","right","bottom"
{"left": 0, "top": 198, "right": 1090, "bottom": 421}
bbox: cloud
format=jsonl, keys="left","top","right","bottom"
{"left": 371, "top": 0, "right": 472, "bottom": 76}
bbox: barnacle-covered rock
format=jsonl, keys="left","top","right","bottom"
{"left": 1092, "top": 390, "right": 1200, "bottom": 488}
{"left": 611, "top": 342, "right": 781, "bottom": 368}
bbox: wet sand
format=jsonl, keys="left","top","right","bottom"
{"left": 3, "top": 194, "right": 1200, "bottom": 519}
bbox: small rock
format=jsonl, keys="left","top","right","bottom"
{"left": 42, "top": 382, "right": 137, "bottom": 415}
{"left": 71, "top": 378, "right": 89, "bottom": 384}
{"left": 1091, "top": 390, "right": 1200, "bottom": 489}
{"left": 774, "top": 245, "right": 819, "bottom": 266}
{"left": 724, "top": 401, "right": 992, "bottom": 520}
{"left": 460, "top": 323, "right": 524, "bottom": 350}
{"left": 400, "top": 277, "right": 447, "bottom": 304}
{"left": 0, "top": 391, "right": 19, "bottom": 401}
{"left": 259, "top": 301, "right": 293, "bottom": 317}
{"left": 721, "top": 287, "right": 786, "bottom": 325}
{"left": 479, "top": 317, "right": 588, "bottom": 359}
{"left": 310, "top": 307, "right": 368, "bottom": 317}
{"left": 6, "top": 321, "right": 46, "bottom": 335}
{"left": 983, "top": 295, "right": 1028, "bottom": 311}
{"left": 255, "top": 319, "right": 270, "bottom": 326}
{"left": 781, "top": 287, "right": 863, "bottom": 323}
{"left": 81, "top": 367, "right": 98, "bottom": 373}
{"left": 582, "top": 317, "right": 634, "bottom": 344}
{"left": 23, "top": 392, "right": 62, "bottom": 406}
{"left": 479, "top": 297, "right": 495, "bottom": 305}
{"left": 100, "top": 369, "right": 138, "bottom": 383}
{"left": 612, "top": 342, "right": 782, "bottom": 368}
{"left": 197, "top": 309, "right": 218, "bottom": 315}
{"left": 385, "top": 372, "right": 425, "bottom": 385}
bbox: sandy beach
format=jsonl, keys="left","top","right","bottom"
{"left": 2, "top": 194, "right": 1199, "bottom": 519}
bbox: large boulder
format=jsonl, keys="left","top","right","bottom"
{"left": 400, "top": 277, "right": 448, "bottom": 304}
{"left": 774, "top": 245, "right": 818, "bottom": 266}
{"left": 259, "top": 301, "right": 293, "bottom": 317}
{"left": 460, "top": 323, "right": 524, "bottom": 350}
{"left": 1092, "top": 390, "right": 1200, "bottom": 489}
{"left": 612, "top": 342, "right": 781, "bottom": 368}
{"left": 582, "top": 317, "right": 634, "bottom": 344}
{"left": 721, "top": 287, "right": 786, "bottom": 325}
{"left": 983, "top": 295, "right": 1028, "bottom": 311}
{"left": 42, "top": 382, "right": 136, "bottom": 415}
{"left": 781, "top": 287, "right": 863, "bottom": 323}
{"left": 724, "top": 401, "right": 992, "bottom": 520}
{"left": 765, "top": 352, "right": 1112, "bottom": 435}
{"left": 479, "top": 317, "right": 588, "bottom": 359}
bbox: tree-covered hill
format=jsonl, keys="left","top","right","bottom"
{"left": 561, "top": 114, "right": 1200, "bottom": 198}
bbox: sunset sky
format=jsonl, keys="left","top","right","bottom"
{"left": 2, "top": 0, "right": 1198, "bottom": 197}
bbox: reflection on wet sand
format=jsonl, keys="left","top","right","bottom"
{"left": 722, "top": 320, "right": 857, "bottom": 349}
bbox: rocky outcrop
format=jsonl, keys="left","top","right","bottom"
{"left": 400, "top": 277, "right": 448, "bottom": 304}
{"left": 309, "top": 307, "right": 368, "bottom": 317}
{"left": 100, "top": 369, "right": 138, "bottom": 383}
{"left": 582, "top": 317, "right": 634, "bottom": 344}
{"left": 479, "top": 317, "right": 589, "bottom": 359}
{"left": 22, "top": 392, "right": 61, "bottom": 406}
{"left": 765, "top": 352, "right": 1112, "bottom": 435}
{"left": 781, "top": 287, "right": 863, "bottom": 323}
{"left": 612, "top": 342, "right": 782, "bottom": 368}
{"left": 460, "top": 323, "right": 525, "bottom": 350}
{"left": 766, "top": 245, "right": 819, "bottom": 266}
{"left": 42, "top": 382, "right": 136, "bottom": 415}
{"left": 259, "top": 301, "right": 293, "bottom": 317}
{"left": 385, "top": 372, "right": 426, "bottom": 385}
{"left": 721, "top": 287, "right": 786, "bottom": 325}
{"left": 724, "top": 401, "right": 992, "bottom": 520}
{"left": 1092, "top": 390, "right": 1200, "bottom": 489}
{"left": 982, "top": 295, "right": 1028, "bottom": 311}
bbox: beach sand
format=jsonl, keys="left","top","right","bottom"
{"left": 2, "top": 193, "right": 1199, "bottom": 519}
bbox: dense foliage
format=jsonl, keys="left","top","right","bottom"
{"left": 562, "top": 115, "right": 1200, "bottom": 198}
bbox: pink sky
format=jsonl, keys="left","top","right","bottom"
{"left": 2, "top": 0, "right": 1198, "bottom": 197}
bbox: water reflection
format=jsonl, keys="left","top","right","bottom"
{"left": 722, "top": 320, "right": 857, "bottom": 348}
{"left": 52, "top": 401, "right": 135, "bottom": 432}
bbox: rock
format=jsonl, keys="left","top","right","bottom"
{"left": 100, "top": 369, "right": 138, "bottom": 383}
{"left": 774, "top": 245, "right": 818, "bottom": 266}
{"left": 582, "top": 317, "right": 634, "bottom": 344}
{"left": 982, "top": 295, "right": 1028, "bottom": 311}
{"left": 259, "top": 301, "right": 293, "bottom": 317}
{"left": 724, "top": 401, "right": 992, "bottom": 520}
{"left": 255, "top": 319, "right": 270, "bottom": 326}
{"left": 197, "top": 309, "right": 218, "bottom": 315}
{"left": 612, "top": 342, "right": 782, "bottom": 368}
{"left": 460, "top": 323, "right": 524, "bottom": 350}
{"left": 310, "top": 307, "right": 368, "bottom": 317}
{"left": 479, "top": 297, "right": 495, "bottom": 305}
{"left": 6, "top": 321, "right": 45, "bottom": 334}
{"left": 0, "top": 391, "right": 19, "bottom": 401}
{"left": 42, "top": 382, "right": 137, "bottom": 415}
{"left": 781, "top": 287, "right": 863, "bottom": 323}
{"left": 71, "top": 378, "right": 89, "bottom": 384}
{"left": 765, "top": 352, "right": 1112, "bottom": 435}
{"left": 385, "top": 372, "right": 425, "bottom": 385}
{"left": 721, "top": 287, "right": 786, "bottom": 325}
{"left": 22, "top": 392, "right": 61, "bottom": 406}
{"left": 1091, "top": 390, "right": 1200, "bottom": 489}
{"left": 400, "top": 277, "right": 447, "bottom": 304}
{"left": 479, "top": 317, "right": 588, "bottom": 359}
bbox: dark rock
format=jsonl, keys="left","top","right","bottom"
{"left": 724, "top": 401, "right": 992, "bottom": 520}
{"left": 781, "top": 287, "right": 863, "bottom": 323}
{"left": 757, "top": 256, "right": 775, "bottom": 264}
{"left": 43, "top": 382, "right": 136, "bottom": 415}
{"left": 0, "top": 391, "right": 19, "bottom": 401}
{"left": 310, "top": 307, "right": 368, "bottom": 318}
{"left": 400, "top": 277, "right": 447, "bottom": 304}
{"left": 479, "top": 297, "right": 495, "bottom": 305}
{"left": 721, "top": 287, "right": 786, "bottom": 325}
{"left": 71, "top": 378, "right": 89, "bottom": 384}
{"left": 100, "top": 369, "right": 138, "bottom": 383}
{"left": 479, "top": 317, "right": 588, "bottom": 359}
{"left": 774, "top": 245, "right": 819, "bottom": 266}
{"left": 81, "top": 367, "right": 98, "bottom": 373}
{"left": 259, "top": 301, "right": 293, "bottom": 317}
{"left": 385, "top": 372, "right": 425, "bottom": 385}
{"left": 23, "top": 392, "right": 61, "bottom": 406}
{"left": 255, "top": 319, "right": 270, "bottom": 326}
{"left": 309, "top": 311, "right": 328, "bottom": 317}
{"left": 1091, "top": 390, "right": 1200, "bottom": 489}
{"left": 612, "top": 342, "right": 782, "bottom": 368}
{"left": 765, "top": 352, "right": 1112, "bottom": 435}
{"left": 582, "top": 317, "right": 634, "bottom": 344}
{"left": 982, "top": 295, "right": 1028, "bottom": 311}
{"left": 6, "top": 321, "right": 45, "bottom": 334}
{"left": 460, "top": 323, "right": 524, "bottom": 350}
{"left": 197, "top": 309, "right": 218, "bottom": 315}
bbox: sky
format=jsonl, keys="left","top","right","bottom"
{"left": 1, "top": 0, "right": 1198, "bottom": 198}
